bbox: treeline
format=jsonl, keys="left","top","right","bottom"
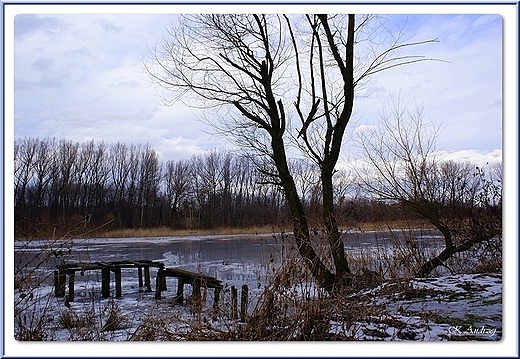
{"left": 14, "top": 137, "right": 412, "bottom": 239}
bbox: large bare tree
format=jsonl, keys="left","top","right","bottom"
{"left": 144, "top": 14, "right": 437, "bottom": 289}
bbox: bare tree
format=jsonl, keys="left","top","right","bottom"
{"left": 137, "top": 145, "right": 161, "bottom": 226}
{"left": 163, "top": 159, "right": 192, "bottom": 227}
{"left": 144, "top": 14, "right": 438, "bottom": 289}
{"left": 14, "top": 138, "right": 38, "bottom": 215}
{"left": 354, "top": 97, "right": 502, "bottom": 276}
{"left": 28, "top": 138, "right": 56, "bottom": 221}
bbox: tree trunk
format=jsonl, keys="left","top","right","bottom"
{"left": 418, "top": 233, "right": 496, "bottom": 277}
{"left": 321, "top": 170, "right": 350, "bottom": 278}
{"left": 271, "top": 135, "right": 336, "bottom": 289}
{"left": 417, "top": 246, "right": 454, "bottom": 277}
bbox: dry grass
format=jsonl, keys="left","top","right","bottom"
{"left": 95, "top": 225, "right": 279, "bottom": 239}
{"left": 355, "top": 219, "right": 434, "bottom": 232}
{"left": 93, "top": 220, "right": 433, "bottom": 239}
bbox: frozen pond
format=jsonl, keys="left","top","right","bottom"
{"left": 14, "top": 229, "right": 444, "bottom": 290}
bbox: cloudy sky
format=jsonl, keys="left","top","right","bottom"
{"left": 8, "top": 6, "right": 507, "bottom": 166}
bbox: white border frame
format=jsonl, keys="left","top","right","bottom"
{"left": 2, "top": 2, "right": 518, "bottom": 358}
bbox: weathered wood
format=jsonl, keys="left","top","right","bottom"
{"left": 144, "top": 267, "right": 151, "bottom": 292}
{"left": 114, "top": 267, "right": 122, "bottom": 297}
{"left": 175, "top": 277, "right": 184, "bottom": 304}
{"left": 161, "top": 272, "right": 167, "bottom": 291}
{"left": 101, "top": 268, "right": 110, "bottom": 297}
{"left": 240, "top": 284, "right": 248, "bottom": 322}
{"left": 231, "top": 285, "right": 238, "bottom": 319}
{"left": 138, "top": 267, "right": 143, "bottom": 287}
{"left": 155, "top": 268, "right": 163, "bottom": 299}
{"left": 54, "top": 260, "right": 165, "bottom": 301}
{"left": 159, "top": 267, "right": 223, "bottom": 306}
{"left": 54, "top": 268, "right": 66, "bottom": 297}
{"left": 161, "top": 267, "right": 222, "bottom": 288}
{"left": 52, "top": 261, "right": 223, "bottom": 308}
{"left": 213, "top": 285, "right": 221, "bottom": 309}
{"left": 68, "top": 271, "right": 75, "bottom": 301}
{"left": 191, "top": 279, "right": 203, "bottom": 313}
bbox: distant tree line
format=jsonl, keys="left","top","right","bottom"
{"left": 14, "top": 137, "right": 418, "bottom": 239}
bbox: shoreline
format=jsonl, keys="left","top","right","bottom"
{"left": 15, "top": 220, "right": 435, "bottom": 241}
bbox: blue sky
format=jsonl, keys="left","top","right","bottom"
{"left": 10, "top": 9, "right": 504, "bottom": 165}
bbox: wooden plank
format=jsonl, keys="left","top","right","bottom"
{"left": 162, "top": 267, "right": 222, "bottom": 289}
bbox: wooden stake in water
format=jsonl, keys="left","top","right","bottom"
{"left": 240, "top": 284, "right": 248, "bottom": 322}
{"left": 231, "top": 285, "right": 238, "bottom": 319}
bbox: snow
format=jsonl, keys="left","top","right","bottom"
{"left": 14, "top": 267, "right": 502, "bottom": 342}
{"left": 347, "top": 272, "right": 502, "bottom": 341}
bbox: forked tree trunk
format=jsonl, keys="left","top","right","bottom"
{"left": 271, "top": 135, "right": 337, "bottom": 289}
{"left": 322, "top": 171, "right": 350, "bottom": 278}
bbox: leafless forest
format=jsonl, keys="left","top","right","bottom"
{"left": 14, "top": 137, "right": 421, "bottom": 239}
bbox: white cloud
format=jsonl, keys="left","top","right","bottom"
{"left": 434, "top": 149, "right": 502, "bottom": 167}
{"left": 13, "top": 13, "right": 503, "bottom": 162}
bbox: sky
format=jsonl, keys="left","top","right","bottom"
{"left": 9, "top": 8, "right": 505, "bottom": 166}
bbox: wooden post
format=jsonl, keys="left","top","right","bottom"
{"left": 54, "top": 268, "right": 65, "bottom": 297}
{"left": 101, "top": 268, "right": 110, "bottom": 297}
{"left": 138, "top": 267, "right": 143, "bottom": 288}
{"left": 175, "top": 277, "right": 184, "bottom": 305}
{"left": 114, "top": 267, "right": 122, "bottom": 297}
{"left": 231, "top": 285, "right": 238, "bottom": 319}
{"left": 144, "top": 266, "right": 151, "bottom": 292}
{"left": 193, "top": 279, "right": 201, "bottom": 301}
{"left": 155, "top": 267, "right": 163, "bottom": 300}
{"left": 240, "top": 284, "right": 248, "bottom": 322}
{"left": 68, "top": 271, "right": 75, "bottom": 301}
{"left": 161, "top": 270, "right": 167, "bottom": 291}
{"left": 192, "top": 279, "right": 201, "bottom": 298}
{"left": 213, "top": 285, "right": 221, "bottom": 309}
{"left": 191, "top": 279, "right": 202, "bottom": 314}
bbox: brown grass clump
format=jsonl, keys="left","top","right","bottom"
{"left": 218, "top": 253, "right": 387, "bottom": 341}
{"left": 356, "top": 219, "right": 434, "bottom": 232}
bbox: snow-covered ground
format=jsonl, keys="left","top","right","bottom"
{"left": 344, "top": 272, "right": 502, "bottom": 341}
{"left": 14, "top": 267, "right": 502, "bottom": 342}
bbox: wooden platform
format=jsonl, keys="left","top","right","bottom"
{"left": 54, "top": 260, "right": 222, "bottom": 307}
{"left": 54, "top": 260, "right": 165, "bottom": 301}
{"left": 155, "top": 267, "right": 222, "bottom": 307}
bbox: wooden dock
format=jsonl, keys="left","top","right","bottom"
{"left": 54, "top": 260, "right": 222, "bottom": 307}
{"left": 155, "top": 267, "right": 222, "bottom": 307}
{"left": 54, "top": 260, "right": 165, "bottom": 301}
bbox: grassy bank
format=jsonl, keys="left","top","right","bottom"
{"left": 15, "top": 220, "right": 434, "bottom": 240}
{"left": 94, "top": 225, "right": 280, "bottom": 239}
{"left": 95, "top": 220, "right": 433, "bottom": 239}
{"left": 355, "top": 219, "right": 434, "bottom": 232}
